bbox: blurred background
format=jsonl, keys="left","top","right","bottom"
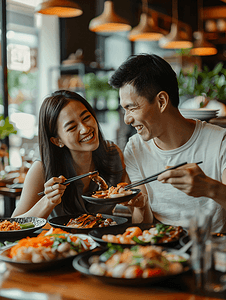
{"left": 0, "top": 0, "right": 226, "bottom": 171}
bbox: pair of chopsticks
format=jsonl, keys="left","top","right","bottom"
{"left": 124, "top": 161, "right": 203, "bottom": 190}
{"left": 38, "top": 170, "right": 98, "bottom": 196}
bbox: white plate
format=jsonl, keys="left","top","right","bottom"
{"left": 179, "top": 109, "right": 218, "bottom": 121}
{"left": 180, "top": 109, "right": 219, "bottom": 113}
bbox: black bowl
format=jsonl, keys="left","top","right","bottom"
{"left": 48, "top": 213, "right": 128, "bottom": 234}
{"left": 82, "top": 189, "right": 141, "bottom": 206}
{"left": 0, "top": 217, "right": 46, "bottom": 240}
{"left": 89, "top": 223, "right": 187, "bottom": 248}
{"left": 72, "top": 248, "right": 190, "bottom": 286}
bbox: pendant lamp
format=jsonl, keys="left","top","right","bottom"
{"left": 190, "top": 0, "right": 217, "bottom": 56}
{"left": 159, "top": 0, "right": 192, "bottom": 49}
{"left": 35, "top": 0, "right": 83, "bottom": 18}
{"left": 89, "top": 1, "right": 131, "bottom": 33}
{"left": 128, "top": 0, "right": 164, "bottom": 42}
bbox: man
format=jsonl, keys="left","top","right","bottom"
{"left": 109, "top": 54, "right": 226, "bottom": 232}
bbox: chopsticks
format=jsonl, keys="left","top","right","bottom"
{"left": 124, "top": 161, "right": 203, "bottom": 190}
{"left": 38, "top": 170, "right": 98, "bottom": 196}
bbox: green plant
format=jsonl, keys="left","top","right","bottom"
{"left": 0, "top": 115, "right": 17, "bottom": 140}
{"left": 178, "top": 63, "right": 226, "bottom": 105}
{"left": 83, "top": 73, "right": 118, "bottom": 102}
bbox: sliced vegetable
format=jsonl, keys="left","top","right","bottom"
{"left": 132, "top": 236, "right": 149, "bottom": 245}
{"left": 99, "top": 243, "right": 124, "bottom": 262}
{"left": 19, "top": 222, "right": 35, "bottom": 229}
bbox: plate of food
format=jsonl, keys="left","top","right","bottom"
{"left": 89, "top": 223, "right": 187, "bottom": 247}
{"left": 82, "top": 182, "right": 140, "bottom": 206}
{"left": 0, "top": 227, "right": 97, "bottom": 271}
{"left": 0, "top": 217, "right": 47, "bottom": 239}
{"left": 73, "top": 244, "right": 190, "bottom": 286}
{"left": 48, "top": 213, "right": 128, "bottom": 234}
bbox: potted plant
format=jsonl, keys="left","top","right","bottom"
{"left": 0, "top": 115, "right": 17, "bottom": 166}
{"left": 178, "top": 62, "right": 226, "bottom": 108}
{"left": 83, "top": 73, "right": 118, "bottom": 103}
{"left": 0, "top": 115, "right": 17, "bottom": 141}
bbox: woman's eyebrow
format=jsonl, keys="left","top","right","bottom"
{"left": 80, "top": 109, "right": 89, "bottom": 117}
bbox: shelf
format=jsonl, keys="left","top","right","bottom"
{"left": 49, "top": 63, "right": 114, "bottom": 76}
{"left": 48, "top": 63, "right": 114, "bottom": 94}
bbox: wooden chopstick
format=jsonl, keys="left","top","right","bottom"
{"left": 38, "top": 170, "right": 98, "bottom": 196}
{"left": 124, "top": 161, "right": 203, "bottom": 190}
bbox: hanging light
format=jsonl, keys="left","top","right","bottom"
{"left": 35, "top": 0, "right": 83, "bottom": 18}
{"left": 190, "top": 0, "right": 217, "bottom": 56}
{"left": 128, "top": 0, "right": 164, "bottom": 42}
{"left": 89, "top": 0, "right": 131, "bottom": 33}
{"left": 159, "top": 0, "right": 193, "bottom": 49}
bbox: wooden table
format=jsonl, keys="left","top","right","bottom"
{"left": 0, "top": 187, "right": 22, "bottom": 217}
{"left": 0, "top": 261, "right": 225, "bottom": 300}
{"left": 0, "top": 225, "right": 225, "bottom": 300}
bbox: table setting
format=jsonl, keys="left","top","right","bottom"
{"left": 0, "top": 166, "right": 225, "bottom": 300}
{"left": 0, "top": 215, "right": 225, "bottom": 300}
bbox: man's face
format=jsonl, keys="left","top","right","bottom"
{"left": 119, "top": 84, "right": 162, "bottom": 141}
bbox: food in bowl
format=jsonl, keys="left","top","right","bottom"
{"left": 90, "top": 173, "right": 108, "bottom": 190}
{"left": 92, "top": 182, "right": 133, "bottom": 199}
{"left": 66, "top": 213, "right": 117, "bottom": 229}
{"left": 0, "top": 220, "right": 34, "bottom": 231}
{"left": 102, "top": 223, "right": 184, "bottom": 245}
{"left": 89, "top": 244, "right": 184, "bottom": 278}
{"left": 4, "top": 228, "right": 92, "bottom": 263}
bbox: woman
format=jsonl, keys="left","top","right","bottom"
{"left": 12, "top": 90, "right": 148, "bottom": 221}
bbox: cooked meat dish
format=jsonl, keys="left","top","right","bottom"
{"left": 66, "top": 213, "right": 117, "bottom": 228}
{"left": 92, "top": 182, "right": 133, "bottom": 199}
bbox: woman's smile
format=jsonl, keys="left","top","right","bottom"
{"left": 79, "top": 131, "right": 95, "bottom": 143}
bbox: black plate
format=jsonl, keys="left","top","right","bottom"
{"left": 72, "top": 248, "right": 190, "bottom": 286}
{"left": 89, "top": 223, "right": 187, "bottom": 247}
{"left": 0, "top": 217, "right": 47, "bottom": 239}
{"left": 48, "top": 214, "right": 128, "bottom": 234}
{"left": 0, "top": 234, "right": 96, "bottom": 271}
{"left": 82, "top": 189, "right": 141, "bottom": 205}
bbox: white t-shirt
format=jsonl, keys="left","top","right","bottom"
{"left": 124, "top": 120, "right": 226, "bottom": 232}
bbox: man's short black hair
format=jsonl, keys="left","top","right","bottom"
{"left": 109, "top": 53, "right": 180, "bottom": 107}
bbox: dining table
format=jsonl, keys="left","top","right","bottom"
{"left": 0, "top": 224, "right": 225, "bottom": 300}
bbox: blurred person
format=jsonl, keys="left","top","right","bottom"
{"left": 109, "top": 54, "right": 226, "bottom": 233}
{"left": 12, "top": 90, "right": 150, "bottom": 221}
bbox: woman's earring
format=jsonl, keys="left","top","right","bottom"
{"left": 59, "top": 143, "right": 64, "bottom": 148}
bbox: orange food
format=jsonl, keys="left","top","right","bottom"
{"left": 7, "top": 228, "right": 92, "bottom": 263}
{"left": 0, "top": 220, "right": 21, "bottom": 231}
{"left": 92, "top": 182, "right": 132, "bottom": 199}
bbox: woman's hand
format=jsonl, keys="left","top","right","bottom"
{"left": 43, "top": 175, "right": 67, "bottom": 206}
{"left": 121, "top": 192, "right": 148, "bottom": 208}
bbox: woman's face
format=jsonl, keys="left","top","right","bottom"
{"left": 55, "top": 100, "right": 99, "bottom": 153}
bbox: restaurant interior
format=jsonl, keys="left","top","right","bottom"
{"left": 0, "top": 0, "right": 226, "bottom": 299}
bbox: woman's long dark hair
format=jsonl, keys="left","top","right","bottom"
{"left": 39, "top": 90, "right": 123, "bottom": 214}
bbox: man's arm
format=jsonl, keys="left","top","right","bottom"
{"left": 158, "top": 163, "right": 226, "bottom": 210}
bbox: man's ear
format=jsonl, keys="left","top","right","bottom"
{"left": 50, "top": 137, "right": 64, "bottom": 148}
{"left": 156, "top": 91, "right": 169, "bottom": 113}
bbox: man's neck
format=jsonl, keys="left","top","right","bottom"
{"left": 153, "top": 115, "right": 196, "bottom": 151}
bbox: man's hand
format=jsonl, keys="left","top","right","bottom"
{"left": 158, "top": 163, "right": 214, "bottom": 198}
